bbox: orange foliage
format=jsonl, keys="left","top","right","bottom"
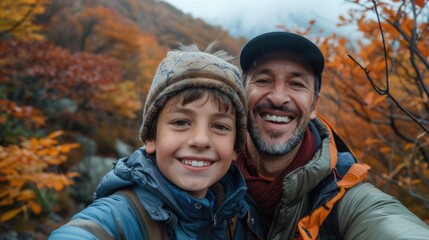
{"left": 0, "top": 100, "right": 46, "bottom": 127}
{"left": 0, "top": 131, "right": 79, "bottom": 222}
{"left": 316, "top": 0, "right": 429, "bottom": 219}
{"left": 76, "top": 5, "right": 168, "bottom": 93}
{"left": 0, "top": 40, "right": 122, "bottom": 99}
{"left": 94, "top": 81, "right": 142, "bottom": 119}
{"left": 44, "top": 4, "right": 168, "bottom": 99}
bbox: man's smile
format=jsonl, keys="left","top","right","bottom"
{"left": 262, "top": 113, "right": 292, "bottom": 124}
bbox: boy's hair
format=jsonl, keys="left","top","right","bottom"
{"left": 140, "top": 42, "right": 247, "bottom": 152}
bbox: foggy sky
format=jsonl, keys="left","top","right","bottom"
{"left": 161, "top": 0, "right": 356, "bottom": 39}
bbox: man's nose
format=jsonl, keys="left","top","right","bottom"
{"left": 267, "top": 82, "right": 290, "bottom": 106}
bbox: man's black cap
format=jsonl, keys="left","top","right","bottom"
{"left": 240, "top": 31, "right": 325, "bottom": 92}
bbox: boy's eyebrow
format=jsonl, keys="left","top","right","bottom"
{"left": 170, "top": 107, "right": 235, "bottom": 120}
{"left": 212, "top": 112, "right": 235, "bottom": 120}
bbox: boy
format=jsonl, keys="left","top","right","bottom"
{"left": 49, "top": 43, "right": 263, "bottom": 239}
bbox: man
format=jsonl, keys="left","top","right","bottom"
{"left": 237, "top": 31, "right": 429, "bottom": 239}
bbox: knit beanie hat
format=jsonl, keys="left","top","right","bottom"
{"left": 139, "top": 42, "right": 247, "bottom": 152}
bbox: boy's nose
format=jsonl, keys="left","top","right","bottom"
{"left": 188, "top": 126, "right": 212, "bottom": 150}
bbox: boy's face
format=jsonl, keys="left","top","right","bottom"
{"left": 146, "top": 93, "right": 237, "bottom": 199}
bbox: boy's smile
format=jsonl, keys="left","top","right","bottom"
{"left": 145, "top": 92, "right": 237, "bottom": 199}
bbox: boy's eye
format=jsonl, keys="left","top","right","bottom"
{"left": 212, "top": 123, "right": 232, "bottom": 132}
{"left": 171, "top": 119, "right": 190, "bottom": 127}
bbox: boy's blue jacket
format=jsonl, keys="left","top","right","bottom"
{"left": 49, "top": 148, "right": 260, "bottom": 239}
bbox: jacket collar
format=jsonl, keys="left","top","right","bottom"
{"left": 281, "top": 118, "right": 336, "bottom": 205}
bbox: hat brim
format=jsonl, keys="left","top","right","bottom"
{"left": 240, "top": 32, "right": 325, "bottom": 75}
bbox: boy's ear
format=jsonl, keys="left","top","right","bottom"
{"left": 232, "top": 151, "right": 238, "bottom": 161}
{"left": 145, "top": 140, "right": 156, "bottom": 154}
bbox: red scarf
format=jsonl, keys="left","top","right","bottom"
{"left": 236, "top": 128, "right": 315, "bottom": 230}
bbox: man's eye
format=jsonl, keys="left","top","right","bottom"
{"left": 290, "top": 81, "right": 305, "bottom": 87}
{"left": 254, "top": 78, "right": 270, "bottom": 84}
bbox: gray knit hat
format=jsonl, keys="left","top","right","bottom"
{"left": 140, "top": 42, "right": 247, "bottom": 152}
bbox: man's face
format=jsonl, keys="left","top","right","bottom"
{"left": 245, "top": 53, "right": 319, "bottom": 156}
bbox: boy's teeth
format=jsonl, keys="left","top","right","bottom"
{"left": 263, "top": 114, "right": 291, "bottom": 123}
{"left": 181, "top": 159, "right": 211, "bottom": 167}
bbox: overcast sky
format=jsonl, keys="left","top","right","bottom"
{"left": 161, "top": 0, "right": 356, "bottom": 39}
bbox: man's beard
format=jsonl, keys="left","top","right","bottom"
{"left": 247, "top": 104, "right": 306, "bottom": 156}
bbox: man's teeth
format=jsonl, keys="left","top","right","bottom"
{"left": 263, "top": 114, "right": 291, "bottom": 123}
{"left": 181, "top": 159, "right": 211, "bottom": 167}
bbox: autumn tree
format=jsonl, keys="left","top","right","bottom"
{"left": 310, "top": 0, "right": 428, "bottom": 220}
{"left": 41, "top": 2, "right": 168, "bottom": 96}
{"left": 0, "top": 131, "right": 79, "bottom": 222}
{"left": 0, "top": 0, "right": 142, "bottom": 225}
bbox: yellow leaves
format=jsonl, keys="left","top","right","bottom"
{"left": 0, "top": 131, "right": 79, "bottom": 222}
{"left": 47, "top": 130, "right": 64, "bottom": 139}
{"left": 403, "top": 143, "right": 415, "bottom": 152}
{"left": 0, "top": 0, "right": 51, "bottom": 40}
{"left": 94, "top": 81, "right": 142, "bottom": 119}
{"left": 365, "top": 138, "right": 382, "bottom": 145}
{"left": 28, "top": 200, "right": 42, "bottom": 214}
{"left": 364, "top": 91, "right": 386, "bottom": 108}
{"left": 16, "top": 189, "right": 36, "bottom": 201}
{"left": 0, "top": 207, "right": 23, "bottom": 222}
{"left": 379, "top": 146, "right": 392, "bottom": 153}
{"left": 32, "top": 173, "right": 75, "bottom": 191}
{"left": 0, "top": 100, "right": 46, "bottom": 128}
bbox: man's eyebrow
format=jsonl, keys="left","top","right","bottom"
{"left": 250, "top": 68, "right": 271, "bottom": 78}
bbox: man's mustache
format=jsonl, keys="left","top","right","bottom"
{"left": 253, "top": 102, "right": 301, "bottom": 117}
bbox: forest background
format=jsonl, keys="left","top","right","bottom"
{"left": 0, "top": 0, "right": 428, "bottom": 238}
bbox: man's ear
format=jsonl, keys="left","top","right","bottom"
{"left": 145, "top": 140, "right": 156, "bottom": 154}
{"left": 310, "top": 94, "right": 320, "bottom": 120}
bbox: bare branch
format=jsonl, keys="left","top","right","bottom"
{"left": 347, "top": 0, "right": 429, "bottom": 134}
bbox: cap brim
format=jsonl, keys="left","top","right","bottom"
{"left": 240, "top": 32, "right": 325, "bottom": 75}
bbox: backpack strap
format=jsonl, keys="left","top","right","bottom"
{"left": 115, "top": 188, "right": 164, "bottom": 240}
{"left": 318, "top": 203, "right": 341, "bottom": 240}
{"left": 337, "top": 163, "right": 370, "bottom": 189}
{"left": 296, "top": 163, "right": 370, "bottom": 240}
{"left": 65, "top": 218, "right": 115, "bottom": 239}
{"left": 226, "top": 216, "right": 237, "bottom": 240}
